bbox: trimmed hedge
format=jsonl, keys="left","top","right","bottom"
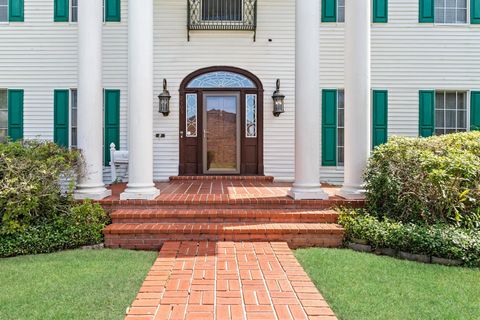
{"left": 339, "top": 210, "right": 480, "bottom": 267}
{"left": 0, "top": 202, "right": 108, "bottom": 257}
{"left": 365, "top": 132, "right": 480, "bottom": 229}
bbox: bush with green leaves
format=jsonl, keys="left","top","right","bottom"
{"left": 365, "top": 132, "right": 480, "bottom": 228}
{"left": 339, "top": 209, "right": 480, "bottom": 267}
{"left": 0, "top": 201, "right": 108, "bottom": 257}
{"left": 0, "top": 140, "right": 108, "bottom": 257}
{"left": 0, "top": 140, "right": 80, "bottom": 234}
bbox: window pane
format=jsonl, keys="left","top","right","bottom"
{"left": 435, "top": 9, "right": 445, "bottom": 23}
{"left": 435, "top": 0, "right": 445, "bottom": 6}
{"left": 0, "top": 0, "right": 8, "bottom": 5}
{"left": 0, "top": 110, "right": 7, "bottom": 128}
{"left": 71, "top": 128, "right": 77, "bottom": 148}
{"left": 435, "top": 129, "right": 445, "bottom": 136}
{"left": 338, "top": 90, "right": 345, "bottom": 109}
{"left": 0, "top": 90, "right": 6, "bottom": 110}
{"left": 186, "top": 94, "right": 197, "bottom": 137}
{"left": 456, "top": 9, "right": 466, "bottom": 23}
{"left": 445, "top": 92, "right": 456, "bottom": 109}
{"left": 445, "top": 8, "right": 456, "bottom": 23}
{"left": 246, "top": 94, "right": 257, "bottom": 138}
{"left": 0, "top": 7, "right": 7, "bottom": 22}
{"left": 202, "top": 0, "right": 242, "bottom": 21}
{"left": 457, "top": 0, "right": 467, "bottom": 7}
{"left": 337, "top": 5, "right": 345, "bottom": 23}
{"left": 445, "top": 110, "right": 456, "bottom": 128}
{"left": 457, "top": 92, "right": 466, "bottom": 109}
{"left": 338, "top": 109, "right": 344, "bottom": 127}
{"left": 457, "top": 110, "right": 467, "bottom": 129}
{"left": 435, "top": 110, "right": 444, "bottom": 127}
{"left": 337, "top": 147, "right": 344, "bottom": 166}
{"left": 445, "top": 0, "right": 456, "bottom": 6}
{"left": 435, "top": 92, "right": 445, "bottom": 109}
{"left": 337, "top": 128, "right": 344, "bottom": 147}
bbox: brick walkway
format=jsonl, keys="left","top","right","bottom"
{"left": 126, "top": 242, "right": 336, "bottom": 320}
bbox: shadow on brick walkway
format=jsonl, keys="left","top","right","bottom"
{"left": 125, "top": 241, "right": 336, "bottom": 320}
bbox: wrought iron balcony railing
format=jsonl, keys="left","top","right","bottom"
{"left": 188, "top": 0, "right": 257, "bottom": 40}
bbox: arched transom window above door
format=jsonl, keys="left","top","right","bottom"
{"left": 186, "top": 71, "right": 257, "bottom": 89}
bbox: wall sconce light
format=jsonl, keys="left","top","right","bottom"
{"left": 272, "top": 79, "right": 285, "bottom": 117}
{"left": 158, "top": 79, "right": 171, "bottom": 116}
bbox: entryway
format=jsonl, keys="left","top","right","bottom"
{"left": 179, "top": 66, "right": 264, "bottom": 176}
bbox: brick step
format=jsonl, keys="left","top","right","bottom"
{"left": 100, "top": 198, "right": 363, "bottom": 212}
{"left": 169, "top": 176, "right": 275, "bottom": 182}
{"left": 110, "top": 209, "right": 339, "bottom": 224}
{"left": 103, "top": 222, "right": 344, "bottom": 250}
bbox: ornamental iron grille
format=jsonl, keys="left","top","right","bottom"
{"left": 188, "top": 0, "right": 257, "bottom": 40}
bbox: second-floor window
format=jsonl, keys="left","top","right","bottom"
{"left": 435, "top": 0, "right": 468, "bottom": 24}
{"left": 202, "top": 0, "right": 242, "bottom": 21}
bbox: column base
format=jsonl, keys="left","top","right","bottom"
{"left": 74, "top": 187, "right": 112, "bottom": 201}
{"left": 120, "top": 185, "right": 160, "bottom": 200}
{"left": 288, "top": 184, "right": 329, "bottom": 200}
{"left": 337, "top": 186, "right": 366, "bottom": 200}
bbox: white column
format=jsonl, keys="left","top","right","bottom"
{"left": 120, "top": 0, "right": 159, "bottom": 200}
{"left": 288, "top": 0, "right": 328, "bottom": 200}
{"left": 339, "top": 0, "right": 371, "bottom": 199}
{"left": 74, "top": 0, "right": 111, "bottom": 200}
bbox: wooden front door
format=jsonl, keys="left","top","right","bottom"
{"left": 179, "top": 67, "right": 264, "bottom": 176}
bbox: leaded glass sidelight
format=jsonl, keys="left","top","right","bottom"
{"left": 186, "top": 93, "right": 198, "bottom": 137}
{"left": 187, "top": 71, "right": 256, "bottom": 89}
{"left": 246, "top": 94, "right": 257, "bottom": 138}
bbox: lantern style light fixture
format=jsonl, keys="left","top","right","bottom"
{"left": 158, "top": 79, "right": 171, "bottom": 116}
{"left": 272, "top": 79, "right": 285, "bottom": 117}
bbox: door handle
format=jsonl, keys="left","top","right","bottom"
{"left": 203, "top": 129, "right": 209, "bottom": 139}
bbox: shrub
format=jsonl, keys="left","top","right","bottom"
{"left": 0, "top": 140, "right": 109, "bottom": 257}
{"left": 0, "top": 202, "right": 108, "bottom": 257}
{"left": 339, "top": 210, "right": 480, "bottom": 267}
{"left": 365, "top": 132, "right": 480, "bottom": 228}
{"left": 0, "top": 140, "right": 80, "bottom": 234}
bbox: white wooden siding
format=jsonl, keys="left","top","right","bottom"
{"left": 0, "top": 0, "right": 479, "bottom": 184}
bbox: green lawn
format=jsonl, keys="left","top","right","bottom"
{"left": 0, "top": 249, "right": 157, "bottom": 320}
{"left": 295, "top": 248, "right": 480, "bottom": 320}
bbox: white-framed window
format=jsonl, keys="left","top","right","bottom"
{"left": 434, "top": 0, "right": 468, "bottom": 24}
{"left": 435, "top": 91, "right": 468, "bottom": 135}
{"left": 0, "top": 89, "right": 7, "bottom": 142}
{"left": 71, "top": 0, "right": 78, "bottom": 23}
{"left": 337, "top": 89, "right": 345, "bottom": 166}
{"left": 0, "top": 0, "right": 8, "bottom": 23}
{"left": 70, "top": 89, "right": 78, "bottom": 148}
{"left": 337, "top": 0, "right": 345, "bottom": 23}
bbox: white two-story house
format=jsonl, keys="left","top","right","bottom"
{"left": 0, "top": 0, "right": 479, "bottom": 200}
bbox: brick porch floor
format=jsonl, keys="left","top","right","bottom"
{"left": 126, "top": 241, "right": 336, "bottom": 320}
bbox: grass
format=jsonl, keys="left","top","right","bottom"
{"left": 0, "top": 249, "right": 157, "bottom": 320}
{"left": 295, "top": 248, "right": 480, "bottom": 320}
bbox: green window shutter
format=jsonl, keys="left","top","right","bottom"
{"left": 372, "top": 90, "right": 388, "bottom": 147}
{"left": 8, "top": 89, "right": 23, "bottom": 141}
{"left": 322, "top": 0, "right": 337, "bottom": 22}
{"left": 54, "top": 0, "right": 69, "bottom": 22}
{"left": 9, "top": 0, "right": 24, "bottom": 22}
{"left": 373, "top": 0, "right": 388, "bottom": 23}
{"left": 472, "top": 0, "right": 480, "bottom": 24}
{"left": 419, "top": 90, "right": 435, "bottom": 137}
{"left": 419, "top": 0, "right": 434, "bottom": 22}
{"left": 104, "top": 89, "right": 120, "bottom": 166}
{"left": 322, "top": 89, "right": 337, "bottom": 166}
{"left": 105, "top": 0, "right": 121, "bottom": 22}
{"left": 471, "top": 91, "right": 480, "bottom": 131}
{"left": 54, "top": 90, "right": 69, "bottom": 147}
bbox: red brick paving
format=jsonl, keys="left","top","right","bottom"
{"left": 125, "top": 241, "right": 336, "bottom": 320}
